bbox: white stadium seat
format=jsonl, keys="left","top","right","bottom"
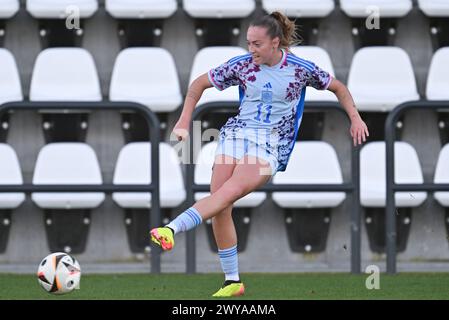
{"left": 0, "top": 144, "right": 25, "bottom": 209}
{"left": 418, "top": 0, "right": 449, "bottom": 17}
{"left": 183, "top": 0, "right": 255, "bottom": 18}
{"left": 26, "top": 0, "right": 98, "bottom": 19}
{"left": 0, "top": 0, "right": 19, "bottom": 19}
{"left": 426, "top": 47, "right": 449, "bottom": 100}
{"left": 0, "top": 48, "right": 23, "bottom": 105}
{"left": 262, "top": 0, "right": 335, "bottom": 18}
{"left": 189, "top": 46, "right": 247, "bottom": 107}
{"left": 340, "top": 0, "right": 412, "bottom": 18}
{"left": 32, "top": 143, "right": 105, "bottom": 209}
{"left": 272, "top": 141, "right": 346, "bottom": 208}
{"left": 194, "top": 142, "right": 266, "bottom": 207}
{"left": 290, "top": 46, "right": 337, "bottom": 102}
{"left": 105, "top": 0, "right": 177, "bottom": 19}
{"left": 347, "top": 47, "right": 419, "bottom": 112}
{"left": 434, "top": 143, "right": 449, "bottom": 207}
{"left": 30, "top": 48, "right": 101, "bottom": 102}
{"left": 109, "top": 48, "right": 182, "bottom": 112}
{"left": 360, "top": 141, "right": 427, "bottom": 208}
{"left": 112, "top": 142, "right": 186, "bottom": 208}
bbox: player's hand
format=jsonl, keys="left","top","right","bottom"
{"left": 350, "top": 114, "right": 369, "bottom": 146}
{"left": 172, "top": 119, "right": 190, "bottom": 141}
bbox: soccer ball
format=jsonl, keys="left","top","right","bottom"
{"left": 37, "top": 252, "right": 81, "bottom": 295}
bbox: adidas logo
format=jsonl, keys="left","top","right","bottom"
{"left": 263, "top": 82, "right": 272, "bottom": 89}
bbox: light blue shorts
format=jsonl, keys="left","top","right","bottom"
{"left": 214, "top": 137, "right": 279, "bottom": 176}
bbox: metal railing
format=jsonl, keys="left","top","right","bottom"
{"left": 184, "top": 101, "right": 362, "bottom": 274}
{"left": 0, "top": 101, "right": 162, "bottom": 273}
{"left": 385, "top": 100, "right": 449, "bottom": 274}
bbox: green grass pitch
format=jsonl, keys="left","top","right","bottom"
{"left": 1, "top": 273, "right": 449, "bottom": 300}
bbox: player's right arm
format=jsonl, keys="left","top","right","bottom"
{"left": 173, "top": 73, "right": 212, "bottom": 141}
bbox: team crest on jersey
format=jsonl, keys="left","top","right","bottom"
{"left": 261, "top": 82, "right": 273, "bottom": 104}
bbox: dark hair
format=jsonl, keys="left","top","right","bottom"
{"left": 250, "top": 11, "right": 302, "bottom": 49}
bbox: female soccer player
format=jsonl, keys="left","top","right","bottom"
{"left": 151, "top": 11, "right": 369, "bottom": 297}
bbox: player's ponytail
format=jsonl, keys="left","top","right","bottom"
{"left": 250, "top": 11, "right": 302, "bottom": 50}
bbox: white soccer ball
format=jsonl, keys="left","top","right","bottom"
{"left": 37, "top": 252, "right": 81, "bottom": 295}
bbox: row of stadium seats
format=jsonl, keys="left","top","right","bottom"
{"left": 1, "top": 0, "right": 449, "bottom": 49}
{"left": 0, "top": 141, "right": 185, "bottom": 254}
{"left": 1, "top": 138, "right": 449, "bottom": 254}
{"left": 1, "top": 0, "right": 448, "bottom": 20}
{"left": 1, "top": 45, "right": 448, "bottom": 112}
{"left": 1, "top": 45, "right": 449, "bottom": 142}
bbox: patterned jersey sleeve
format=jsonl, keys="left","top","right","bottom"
{"left": 305, "top": 63, "right": 332, "bottom": 91}
{"left": 208, "top": 59, "right": 241, "bottom": 91}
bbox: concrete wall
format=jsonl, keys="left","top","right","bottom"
{"left": 1, "top": 0, "right": 448, "bottom": 273}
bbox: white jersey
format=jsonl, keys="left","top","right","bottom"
{"left": 208, "top": 49, "right": 332, "bottom": 172}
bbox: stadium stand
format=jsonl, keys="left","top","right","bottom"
{"left": 340, "top": 0, "right": 413, "bottom": 48}
{"left": 0, "top": 143, "right": 24, "bottom": 253}
{"left": 194, "top": 141, "right": 266, "bottom": 252}
{"left": 272, "top": 141, "right": 345, "bottom": 253}
{"left": 347, "top": 46, "right": 419, "bottom": 141}
{"left": 0, "top": 0, "right": 19, "bottom": 47}
{"left": 29, "top": 47, "right": 102, "bottom": 142}
{"left": 183, "top": 0, "right": 256, "bottom": 48}
{"left": 31, "top": 142, "right": 105, "bottom": 254}
{"left": 426, "top": 47, "right": 449, "bottom": 145}
{"left": 105, "top": 0, "right": 178, "bottom": 48}
{"left": 112, "top": 142, "right": 186, "bottom": 253}
{"left": 418, "top": 0, "right": 449, "bottom": 50}
{"left": 1, "top": 1, "right": 449, "bottom": 273}
{"left": 0, "top": 48, "right": 22, "bottom": 142}
{"left": 188, "top": 46, "right": 247, "bottom": 133}
{"left": 290, "top": 46, "right": 336, "bottom": 140}
{"left": 434, "top": 143, "right": 449, "bottom": 243}
{"left": 26, "top": 0, "right": 98, "bottom": 47}
{"left": 261, "top": 0, "right": 335, "bottom": 45}
{"left": 109, "top": 47, "right": 182, "bottom": 141}
{"left": 360, "top": 141, "right": 427, "bottom": 253}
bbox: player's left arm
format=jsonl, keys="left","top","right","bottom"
{"left": 327, "top": 78, "right": 369, "bottom": 146}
